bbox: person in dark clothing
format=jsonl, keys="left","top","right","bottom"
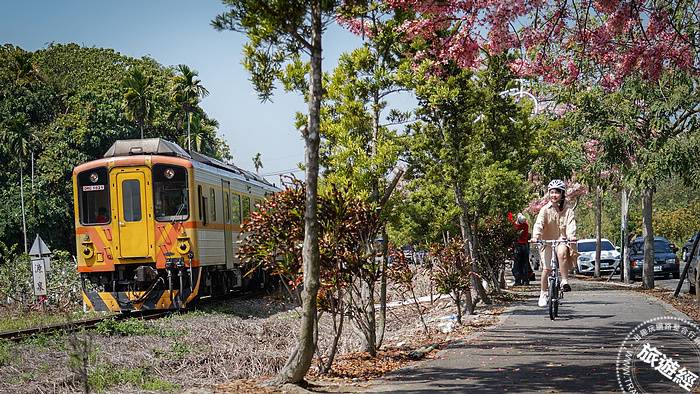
{"left": 96, "top": 207, "right": 109, "bottom": 223}
{"left": 512, "top": 212, "right": 530, "bottom": 286}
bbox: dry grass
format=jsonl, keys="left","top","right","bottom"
{"left": 0, "top": 269, "right": 521, "bottom": 394}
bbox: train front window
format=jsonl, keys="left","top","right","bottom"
{"left": 153, "top": 164, "right": 189, "bottom": 222}
{"left": 122, "top": 179, "right": 142, "bottom": 222}
{"left": 78, "top": 167, "right": 110, "bottom": 225}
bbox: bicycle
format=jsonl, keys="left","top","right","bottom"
{"left": 532, "top": 239, "right": 572, "bottom": 320}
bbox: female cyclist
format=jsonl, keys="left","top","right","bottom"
{"left": 530, "top": 179, "right": 577, "bottom": 307}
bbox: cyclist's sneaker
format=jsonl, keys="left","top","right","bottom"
{"left": 538, "top": 291, "right": 548, "bottom": 307}
{"left": 562, "top": 279, "right": 571, "bottom": 292}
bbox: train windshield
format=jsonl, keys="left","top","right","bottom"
{"left": 153, "top": 164, "right": 189, "bottom": 222}
{"left": 77, "top": 167, "right": 111, "bottom": 225}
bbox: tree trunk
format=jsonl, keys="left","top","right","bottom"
{"left": 359, "top": 278, "right": 377, "bottom": 356}
{"left": 471, "top": 215, "right": 492, "bottom": 303}
{"left": 370, "top": 93, "right": 386, "bottom": 351}
{"left": 453, "top": 184, "right": 475, "bottom": 312}
{"left": 263, "top": 1, "right": 322, "bottom": 387}
{"left": 641, "top": 187, "right": 655, "bottom": 289}
{"left": 376, "top": 227, "right": 388, "bottom": 349}
{"left": 595, "top": 185, "right": 602, "bottom": 278}
{"left": 621, "top": 188, "right": 632, "bottom": 283}
{"left": 20, "top": 164, "right": 27, "bottom": 254}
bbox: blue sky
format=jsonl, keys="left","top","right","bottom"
{"left": 1, "top": 0, "right": 386, "bottom": 181}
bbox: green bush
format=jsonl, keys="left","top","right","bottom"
{"left": 0, "top": 242, "right": 81, "bottom": 311}
{"left": 88, "top": 363, "right": 181, "bottom": 392}
{"left": 95, "top": 319, "right": 151, "bottom": 336}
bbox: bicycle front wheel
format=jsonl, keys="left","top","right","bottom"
{"left": 548, "top": 282, "right": 557, "bottom": 320}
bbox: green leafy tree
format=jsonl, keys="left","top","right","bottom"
{"left": 388, "top": 180, "right": 461, "bottom": 246}
{"left": 406, "top": 55, "right": 536, "bottom": 307}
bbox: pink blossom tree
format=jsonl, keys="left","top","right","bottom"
{"left": 381, "top": 0, "right": 697, "bottom": 87}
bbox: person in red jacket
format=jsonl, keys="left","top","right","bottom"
{"left": 96, "top": 207, "right": 109, "bottom": 223}
{"left": 512, "top": 212, "right": 530, "bottom": 286}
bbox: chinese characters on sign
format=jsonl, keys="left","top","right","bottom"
{"left": 31, "top": 257, "right": 48, "bottom": 296}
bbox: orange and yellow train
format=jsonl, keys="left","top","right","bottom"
{"left": 73, "top": 138, "right": 278, "bottom": 312}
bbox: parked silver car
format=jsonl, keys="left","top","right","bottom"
{"left": 575, "top": 238, "right": 621, "bottom": 275}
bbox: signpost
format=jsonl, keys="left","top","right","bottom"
{"left": 29, "top": 235, "right": 51, "bottom": 310}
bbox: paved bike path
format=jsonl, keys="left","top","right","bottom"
{"left": 364, "top": 279, "right": 690, "bottom": 393}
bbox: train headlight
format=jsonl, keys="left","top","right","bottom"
{"left": 82, "top": 245, "right": 95, "bottom": 259}
{"left": 178, "top": 241, "right": 191, "bottom": 254}
{"left": 89, "top": 172, "right": 99, "bottom": 183}
{"left": 164, "top": 168, "right": 175, "bottom": 179}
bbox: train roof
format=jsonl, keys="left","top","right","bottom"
{"left": 104, "top": 138, "right": 189, "bottom": 158}
{"left": 103, "top": 138, "right": 276, "bottom": 188}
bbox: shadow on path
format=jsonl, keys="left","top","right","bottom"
{"left": 366, "top": 279, "right": 687, "bottom": 393}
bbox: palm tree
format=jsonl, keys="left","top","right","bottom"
{"left": 10, "top": 49, "right": 38, "bottom": 85}
{"left": 2, "top": 116, "right": 38, "bottom": 253}
{"left": 121, "top": 68, "right": 155, "bottom": 139}
{"left": 185, "top": 114, "right": 220, "bottom": 154}
{"left": 253, "top": 153, "right": 263, "bottom": 174}
{"left": 170, "top": 64, "right": 209, "bottom": 151}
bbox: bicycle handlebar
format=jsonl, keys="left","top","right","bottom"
{"left": 530, "top": 239, "right": 577, "bottom": 248}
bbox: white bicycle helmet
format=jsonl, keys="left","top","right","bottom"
{"left": 547, "top": 179, "right": 566, "bottom": 192}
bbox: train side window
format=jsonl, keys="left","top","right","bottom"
{"left": 198, "top": 185, "right": 208, "bottom": 226}
{"left": 153, "top": 164, "right": 188, "bottom": 222}
{"left": 77, "top": 167, "right": 110, "bottom": 225}
{"left": 210, "top": 188, "right": 217, "bottom": 222}
{"left": 231, "top": 193, "right": 241, "bottom": 225}
{"left": 224, "top": 192, "right": 230, "bottom": 224}
{"left": 254, "top": 198, "right": 263, "bottom": 212}
{"left": 121, "top": 179, "right": 142, "bottom": 222}
{"left": 198, "top": 186, "right": 203, "bottom": 221}
{"left": 242, "top": 196, "right": 251, "bottom": 221}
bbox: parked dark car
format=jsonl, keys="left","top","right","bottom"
{"left": 685, "top": 233, "right": 700, "bottom": 294}
{"left": 683, "top": 232, "right": 699, "bottom": 261}
{"left": 629, "top": 236, "right": 680, "bottom": 280}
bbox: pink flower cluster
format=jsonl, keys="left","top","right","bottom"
{"left": 368, "top": 0, "right": 698, "bottom": 87}
{"left": 337, "top": 15, "right": 379, "bottom": 39}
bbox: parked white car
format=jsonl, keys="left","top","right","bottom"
{"left": 576, "top": 238, "right": 621, "bottom": 275}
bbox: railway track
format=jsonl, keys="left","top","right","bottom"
{"left": 0, "top": 311, "right": 170, "bottom": 343}
{"left": 0, "top": 290, "right": 262, "bottom": 343}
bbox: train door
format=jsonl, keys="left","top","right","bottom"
{"left": 115, "top": 170, "right": 150, "bottom": 258}
{"left": 222, "top": 180, "right": 234, "bottom": 269}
